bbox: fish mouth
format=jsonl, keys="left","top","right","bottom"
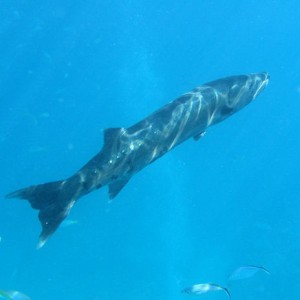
{"left": 253, "top": 72, "right": 269, "bottom": 99}
{"left": 262, "top": 72, "right": 270, "bottom": 86}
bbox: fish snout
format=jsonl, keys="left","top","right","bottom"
{"left": 251, "top": 72, "right": 269, "bottom": 99}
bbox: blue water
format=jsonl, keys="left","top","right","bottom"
{"left": 1, "top": 1, "right": 300, "bottom": 299}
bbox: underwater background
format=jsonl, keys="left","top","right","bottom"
{"left": 1, "top": 1, "right": 300, "bottom": 299}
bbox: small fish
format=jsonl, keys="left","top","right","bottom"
{"left": 0, "top": 290, "right": 10, "bottom": 299}
{"left": 228, "top": 265, "right": 270, "bottom": 281}
{"left": 182, "top": 283, "right": 231, "bottom": 299}
{"left": 0, "top": 290, "right": 31, "bottom": 300}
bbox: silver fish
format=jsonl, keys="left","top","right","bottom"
{"left": 228, "top": 265, "right": 270, "bottom": 281}
{"left": 182, "top": 283, "right": 231, "bottom": 299}
{"left": 0, "top": 290, "right": 31, "bottom": 300}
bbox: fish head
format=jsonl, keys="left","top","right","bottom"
{"left": 207, "top": 72, "right": 269, "bottom": 124}
{"left": 226, "top": 72, "right": 269, "bottom": 110}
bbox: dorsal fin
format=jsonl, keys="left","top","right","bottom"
{"left": 103, "top": 128, "right": 126, "bottom": 149}
{"left": 104, "top": 128, "right": 123, "bottom": 143}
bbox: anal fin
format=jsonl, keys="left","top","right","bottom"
{"left": 108, "top": 177, "right": 130, "bottom": 199}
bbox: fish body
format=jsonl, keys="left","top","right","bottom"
{"left": 6, "top": 73, "right": 269, "bottom": 247}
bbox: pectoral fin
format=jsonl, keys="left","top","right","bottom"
{"left": 193, "top": 131, "right": 206, "bottom": 141}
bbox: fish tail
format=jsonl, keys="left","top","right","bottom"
{"left": 260, "top": 265, "right": 271, "bottom": 275}
{"left": 6, "top": 177, "right": 79, "bottom": 249}
{"left": 223, "top": 287, "right": 232, "bottom": 299}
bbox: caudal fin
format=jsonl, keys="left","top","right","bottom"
{"left": 6, "top": 178, "right": 78, "bottom": 248}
